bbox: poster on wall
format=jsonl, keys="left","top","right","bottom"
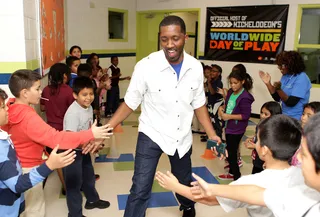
{"left": 40, "top": 0, "right": 65, "bottom": 75}
{"left": 204, "top": 5, "right": 289, "bottom": 64}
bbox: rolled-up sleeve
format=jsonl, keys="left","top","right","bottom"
{"left": 124, "top": 61, "right": 146, "bottom": 111}
{"left": 191, "top": 65, "right": 206, "bottom": 109}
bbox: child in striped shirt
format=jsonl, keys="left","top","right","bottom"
{"left": 0, "top": 88, "right": 76, "bottom": 217}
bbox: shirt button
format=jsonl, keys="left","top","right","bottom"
{"left": 159, "top": 89, "right": 161, "bottom": 91}
{"left": 177, "top": 140, "right": 179, "bottom": 142}
{"left": 176, "top": 100, "right": 178, "bottom": 103}
{"left": 178, "top": 115, "right": 180, "bottom": 117}
{"left": 175, "top": 86, "right": 177, "bottom": 88}
{"left": 177, "top": 128, "right": 180, "bottom": 130}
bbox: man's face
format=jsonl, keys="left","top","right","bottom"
{"left": 159, "top": 25, "right": 187, "bottom": 64}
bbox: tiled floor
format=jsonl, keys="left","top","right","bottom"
{"left": 44, "top": 112, "right": 259, "bottom": 217}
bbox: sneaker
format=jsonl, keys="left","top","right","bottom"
{"left": 182, "top": 207, "right": 196, "bottom": 217}
{"left": 224, "top": 160, "right": 243, "bottom": 169}
{"left": 238, "top": 158, "right": 243, "bottom": 167}
{"left": 218, "top": 173, "right": 234, "bottom": 180}
{"left": 95, "top": 174, "right": 100, "bottom": 181}
{"left": 85, "top": 200, "right": 110, "bottom": 210}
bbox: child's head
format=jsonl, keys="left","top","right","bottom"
{"left": 69, "top": 45, "right": 82, "bottom": 59}
{"left": 77, "top": 64, "right": 93, "bottom": 78}
{"left": 9, "top": 70, "right": 42, "bottom": 105}
{"left": 299, "top": 113, "right": 320, "bottom": 190}
{"left": 72, "top": 77, "right": 94, "bottom": 109}
{"left": 0, "top": 88, "right": 8, "bottom": 126}
{"left": 301, "top": 102, "right": 320, "bottom": 128}
{"left": 211, "top": 64, "right": 222, "bottom": 80}
{"left": 203, "top": 65, "right": 211, "bottom": 79}
{"left": 48, "top": 63, "right": 70, "bottom": 89}
{"left": 66, "top": 56, "right": 81, "bottom": 74}
{"left": 111, "top": 56, "right": 119, "bottom": 67}
{"left": 232, "top": 64, "right": 247, "bottom": 74}
{"left": 87, "top": 53, "right": 100, "bottom": 67}
{"left": 256, "top": 114, "right": 302, "bottom": 163}
{"left": 228, "top": 69, "right": 253, "bottom": 92}
{"left": 260, "top": 101, "right": 282, "bottom": 120}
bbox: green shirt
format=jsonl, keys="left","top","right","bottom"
{"left": 226, "top": 88, "right": 244, "bottom": 114}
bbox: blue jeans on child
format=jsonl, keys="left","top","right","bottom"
{"left": 124, "top": 132, "right": 195, "bottom": 217}
{"left": 63, "top": 151, "right": 99, "bottom": 217}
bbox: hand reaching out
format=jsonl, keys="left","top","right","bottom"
{"left": 45, "top": 145, "right": 76, "bottom": 170}
{"left": 155, "top": 171, "right": 179, "bottom": 192}
{"left": 244, "top": 137, "right": 255, "bottom": 149}
{"left": 91, "top": 120, "right": 113, "bottom": 139}
{"left": 190, "top": 173, "right": 217, "bottom": 206}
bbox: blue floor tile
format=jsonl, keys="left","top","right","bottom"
{"left": 192, "top": 166, "right": 219, "bottom": 184}
{"left": 95, "top": 153, "right": 134, "bottom": 163}
{"left": 117, "top": 192, "right": 179, "bottom": 210}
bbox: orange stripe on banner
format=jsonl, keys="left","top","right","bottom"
{"left": 211, "top": 28, "right": 281, "bottom": 33}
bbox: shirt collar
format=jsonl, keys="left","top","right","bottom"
{"left": 158, "top": 50, "right": 192, "bottom": 72}
{"left": 0, "top": 130, "right": 10, "bottom": 140}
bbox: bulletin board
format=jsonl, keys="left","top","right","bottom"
{"left": 40, "top": 0, "right": 65, "bottom": 75}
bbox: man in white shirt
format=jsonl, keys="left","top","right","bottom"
{"left": 107, "top": 15, "right": 221, "bottom": 217}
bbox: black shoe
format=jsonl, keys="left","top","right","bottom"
{"left": 62, "top": 188, "right": 66, "bottom": 196}
{"left": 200, "top": 138, "right": 208, "bottom": 142}
{"left": 85, "top": 200, "right": 110, "bottom": 210}
{"left": 200, "top": 135, "right": 207, "bottom": 139}
{"left": 182, "top": 207, "right": 196, "bottom": 217}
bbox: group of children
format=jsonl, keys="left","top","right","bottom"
{"left": 156, "top": 62, "right": 320, "bottom": 216}
{"left": 66, "top": 46, "right": 130, "bottom": 119}
{"left": 0, "top": 68, "right": 113, "bottom": 217}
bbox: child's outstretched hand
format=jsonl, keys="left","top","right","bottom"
{"left": 91, "top": 120, "right": 113, "bottom": 139}
{"left": 244, "top": 137, "right": 255, "bottom": 149}
{"left": 190, "top": 173, "right": 218, "bottom": 206}
{"left": 155, "top": 171, "right": 179, "bottom": 192}
{"left": 45, "top": 145, "right": 76, "bottom": 170}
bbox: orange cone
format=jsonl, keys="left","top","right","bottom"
{"left": 201, "top": 149, "right": 216, "bottom": 160}
{"left": 113, "top": 124, "right": 124, "bottom": 133}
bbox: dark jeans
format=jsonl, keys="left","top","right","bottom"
{"left": 63, "top": 151, "right": 99, "bottom": 217}
{"left": 106, "top": 85, "right": 120, "bottom": 115}
{"left": 124, "top": 132, "right": 195, "bottom": 217}
{"left": 226, "top": 133, "right": 244, "bottom": 180}
{"left": 252, "top": 166, "right": 264, "bottom": 174}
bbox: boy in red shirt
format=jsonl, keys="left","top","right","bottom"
{"left": 2, "top": 69, "right": 113, "bottom": 217}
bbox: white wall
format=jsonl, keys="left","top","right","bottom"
{"left": 65, "top": 0, "right": 137, "bottom": 98}
{"left": 137, "top": 0, "right": 320, "bottom": 114}
{"left": 0, "top": 0, "right": 26, "bottom": 62}
{"left": 23, "top": 0, "right": 40, "bottom": 66}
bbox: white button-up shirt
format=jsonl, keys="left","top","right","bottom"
{"left": 124, "top": 50, "right": 205, "bottom": 158}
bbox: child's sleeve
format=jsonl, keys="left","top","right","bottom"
{"left": 25, "top": 112, "right": 93, "bottom": 149}
{"left": 239, "top": 97, "right": 254, "bottom": 121}
{"left": 0, "top": 153, "right": 52, "bottom": 194}
{"left": 216, "top": 176, "right": 260, "bottom": 212}
{"left": 64, "top": 113, "right": 80, "bottom": 132}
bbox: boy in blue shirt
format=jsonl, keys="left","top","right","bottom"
{"left": 0, "top": 88, "right": 76, "bottom": 217}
